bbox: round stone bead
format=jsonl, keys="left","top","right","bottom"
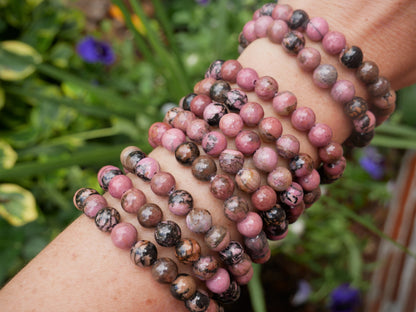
{"left": 137, "top": 203, "right": 163, "bottom": 228}
{"left": 225, "top": 89, "right": 248, "bottom": 111}
{"left": 186, "top": 208, "right": 212, "bottom": 234}
{"left": 276, "top": 134, "right": 300, "bottom": 158}
{"left": 154, "top": 220, "right": 182, "bottom": 247}
{"left": 239, "top": 102, "right": 264, "bottom": 127}
{"left": 272, "top": 4, "right": 293, "bottom": 21}
{"left": 353, "top": 111, "right": 376, "bottom": 133}
{"left": 205, "top": 60, "right": 224, "bottom": 80}
{"left": 235, "top": 130, "right": 261, "bottom": 156}
{"left": 210, "top": 174, "right": 235, "bottom": 200}
{"left": 308, "top": 123, "right": 333, "bottom": 147}
{"left": 210, "top": 80, "right": 231, "bottom": 103}
{"left": 152, "top": 257, "right": 178, "bottom": 284}
{"left": 193, "top": 256, "right": 219, "bottom": 280}
{"left": 73, "top": 187, "right": 99, "bottom": 211}
{"left": 135, "top": 157, "right": 160, "bottom": 181}
{"left": 228, "top": 253, "right": 252, "bottom": 277}
{"left": 168, "top": 189, "right": 193, "bottom": 216}
{"left": 289, "top": 153, "right": 314, "bottom": 178}
{"left": 161, "top": 128, "right": 186, "bottom": 152}
{"left": 348, "top": 131, "right": 375, "bottom": 148}
{"left": 205, "top": 225, "right": 231, "bottom": 252}
{"left": 304, "top": 187, "right": 322, "bottom": 208}
{"left": 284, "top": 201, "right": 305, "bottom": 224}
{"left": 254, "top": 76, "right": 278, "bottom": 100}
{"left": 219, "top": 113, "right": 244, "bottom": 137}
{"left": 175, "top": 142, "right": 200, "bottom": 166}
{"left": 259, "top": 3, "right": 276, "bottom": 16}
{"left": 202, "top": 131, "right": 227, "bottom": 157}
{"left": 265, "top": 222, "right": 289, "bottom": 241}
{"left": 218, "top": 150, "right": 244, "bottom": 175}
{"left": 219, "top": 241, "right": 245, "bottom": 265}
{"left": 281, "top": 31, "right": 305, "bottom": 54}
{"left": 291, "top": 107, "right": 316, "bottom": 131}
{"left": 344, "top": 96, "right": 368, "bottom": 119}
{"left": 331, "top": 80, "right": 355, "bottom": 104}
{"left": 323, "top": 156, "right": 347, "bottom": 178}
{"left": 83, "top": 194, "right": 108, "bottom": 218}
{"left": 288, "top": 9, "right": 309, "bottom": 31}
{"left": 272, "top": 91, "right": 297, "bottom": 116}
{"left": 170, "top": 274, "right": 197, "bottom": 301}
{"left": 163, "top": 106, "right": 183, "bottom": 125}
{"left": 95, "top": 207, "right": 120, "bottom": 232}
{"left": 313, "top": 64, "right": 338, "bottom": 88}
{"left": 130, "top": 240, "right": 158, "bottom": 267}
{"left": 267, "top": 19, "right": 289, "bottom": 44}
{"left": 236, "top": 68, "right": 259, "bottom": 91}
{"left": 181, "top": 93, "right": 197, "bottom": 111}
{"left": 120, "top": 146, "right": 146, "bottom": 173}
{"left": 203, "top": 102, "right": 228, "bottom": 126}
{"left": 356, "top": 61, "right": 379, "bottom": 84}
{"left": 267, "top": 166, "right": 293, "bottom": 192}
{"left": 253, "top": 146, "right": 278, "bottom": 172}
{"left": 206, "top": 268, "right": 231, "bottom": 294}
{"left": 254, "top": 15, "right": 274, "bottom": 38}
{"left": 258, "top": 117, "right": 283, "bottom": 142}
{"left": 368, "top": 76, "right": 391, "bottom": 98}
{"left": 194, "top": 77, "right": 216, "bottom": 96}
{"left": 280, "top": 182, "right": 304, "bottom": 207}
{"left": 237, "top": 212, "right": 263, "bottom": 238}
{"left": 306, "top": 17, "right": 329, "bottom": 41}
{"left": 322, "top": 31, "right": 346, "bottom": 55}
{"left": 172, "top": 110, "right": 196, "bottom": 132}
{"left": 221, "top": 60, "right": 242, "bottom": 83}
{"left": 111, "top": 222, "right": 137, "bottom": 250}
{"left": 372, "top": 90, "right": 396, "bottom": 113}
{"left": 251, "top": 185, "right": 277, "bottom": 211}
{"left": 185, "top": 290, "right": 211, "bottom": 312}
{"left": 223, "top": 195, "right": 249, "bottom": 222}
{"left": 260, "top": 204, "right": 286, "bottom": 227}
{"left": 340, "top": 46, "right": 363, "bottom": 68}
{"left": 212, "top": 280, "right": 241, "bottom": 305}
{"left": 242, "top": 20, "right": 257, "bottom": 43}
{"left": 186, "top": 119, "right": 210, "bottom": 144}
{"left": 121, "top": 188, "right": 146, "bottom": 214}
{"left": 298, "top": 169, "right": 321, "bottom": 191}
{"left": 318, "top": 141, "right": 343, "bottom": 163}
{"left": 190, "top": 94, "right": 211, "bottom": 118}
{"left": 191, "top": 155, "right": 217, "bottom": 181}
{"left": 97, "top": 165, "right": 123, "bottom": 191}
{"left": 175, "top": 238, "right": 201, "bottom": 264}
{"left": 235, "top": 168, "right": 261, "bottom": 193}
{"left": 235, "top": 265, "right": 254, "bottom": 285}
{"left": 297, "top": 47, "right": 321, "bottom": 72}
{"left": 244, "top": 231, "right": 270, "bottom": 263}
{"left": 108, "top": 174, "right": 133, "bottom": 199}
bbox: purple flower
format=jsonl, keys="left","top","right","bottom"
{"left": 359, "top": 147, "right": 385, "bottom": 180}
{"left": 76, "top": 36, "right": 115, "bottom": 65}
{"left": 329, "top": 284, "right": 361, "bottom": 312}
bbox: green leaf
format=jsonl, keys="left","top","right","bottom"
{"left": 0, "top": 140, "right": 17, "bottom": 169}
{"left": 0, "top": 86, "right": 4, "bottom": 110}
{"left": 0, "top": 183, "right": 37, "bottom": 226}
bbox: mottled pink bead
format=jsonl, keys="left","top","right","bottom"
{"left": 121, "top": 188, "right": 146, "bottom": 214}
{"left": 255, "top": 76, "right": 279, "bottom": 100}
{"left": 308, "top": 123, "right": 333, "bottom": 147}
{"left": 267, "top": 19, "right": 289, "bottom": 44}
{"left": 221, "top": 60, "right": 242, "bottom": 83}
{"left": 219, "top": 113, "right": 243, "bottom": 137}
{"left": 242, "top": 20, "right": 257, "bottom": 43}
{"left": 267, "top": 167, "right": 292, "bottom": 192}
{"left": 305, "top": 17, "right": 329, "bottom": 41}
{"left": 235, "top": 168, "right": 261, "bottom": 193}
{"left": 219, "top": 149, "right": 245, "bottom": 175}
{"left": 235, "top": 130, "right": 261, "bottom": 156}
{"left": 331, "top": 80, "right": 355, "bottom": 104}
{"left": 108, "top": 175, "right": 133, "bottom": 199}
{"left": 135, "top": 157, "right": 160, "bottom": 181}
{"left": 272, "top": 91, "right": 297, "bottom": 116}
{"left": 313, "top": 64, "right": 338, "bottom": 88}
{"left": 276, "top": 134, "right": 300, "bottom": 158}
{"left": 272, "top": 4, "right": 293, "bottom": 21}
{"left": 161, "top": 128, "right": 186, "bottom": 152}
{"left": 210, "top": 174, "right": 235, "bottom": 200}
{"left": 228, "top": 254, "right": 252, "bottom": 277}
{"left": 171, "top": 110, "right": 196, "bottom": 132}
{"left": 186, "top": 208, "right": 212, "bottom": 234}
{"left": 252, "top": 9, "right": 261, "bottom": 20}
{"left": 237, "top": 212, "right": 263, "bottom": 238}
{"left": 322, "top": 31, "right": 346, "bottom": 55}
{"left": 111, "top": 222, "right": 137, "bottom": 250}
{"left": 324, "top": 156, "right": 346, "bottom": 177}
{"left": 235, "top": 265, "right": 254, "bottom": 285}
{"left": 83, "top": 194, "right": 108, "bottom": 218}
{"left": 258, "top": 117, "right": 283, "bottom": 142}
{"left": 236, "top": 68, "right": 259, "bottom": 91}
{"left": 239, "top": 102, "right": 264, "bottom": 127}
{"left": 194, "top": 77, "right": 216, "bottom": 96}
{"left": 254, "top": 15, "right": 273, "bottom": 38}
{"left": 186, "top": 119, "right": 210, "bottom": 144}
{"left": 148, "top": 122, "right": 172, "bottom": 148}
{"left": 318, "top": 141, "right": 343, "bottom": 163}
{"left": 202, "top": 131, "right": 227, "bottom": 157}
{"left": 97, "top": 165, "right": 121, "bottom": 190}
{"left": 297, "top": 47, "right": 321, "bottom": 72}
{"left": 206, "top": 268, "right": 231, "bottom": 294}
{"left": 251, "top": 185, "right": 277, "bottom": 211}
{"left": 163, "top": 106, "right": 183, "bottom": 126}
{"left": 285, "top": 201, "right": 305, "bottom": 224}
{"left": 291, "top": 107, "right": 316, "bottom": 131}
{"left": 253, "top": 146, "right": 278, "bottom": 172}
{"left": 150, "top": 172, "right": 176, "bottom": 196}
{"left": 203, "top": 102, "right": 227, "bottom": 126}
{"left": 225, "top": 89, "right": 248, "bottom": 111}
{"left": 280, "top": 182, "right": 304, "bottom": 207}
{"left": 353, "top": 111, "right": 376, "bottom": 133}
{"left": 298, "top": 169, "right": 320, "bottom": 191}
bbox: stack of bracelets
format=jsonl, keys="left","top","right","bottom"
{"left": 72, "top": 2, "right": 396, "bottom": 312}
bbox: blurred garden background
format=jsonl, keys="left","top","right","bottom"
{"left": 0, "top": 0, "right": 416, "bottom": 311}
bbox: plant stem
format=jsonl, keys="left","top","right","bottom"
{"left": 248, "top": 263, "right": 267, "bottom": 312}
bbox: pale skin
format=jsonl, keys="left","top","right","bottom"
{"left": 1, "top": 0, "right": 416, "bottom": 311}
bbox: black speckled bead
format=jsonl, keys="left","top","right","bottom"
{"left": 73, "top": 187, "right": 99, "bottom": 211}
{"left": 238, "top": 32, "right": 249, "bottom": 50}
{"left": 154, "top": 220, "right": 182, "bottom": 247}
{"left": 288, "top": 9, "right": 309, "bottom": 31}
{"left": 185, "top": 290, "right": 211, "bottom": 312}
{"left": 368, "top": 76, "right": 391, "bottom": 98}
{"left": 259, "top": 3, "right": 276, "bottom": 16}
{"left": 282, "top": 31, "right": 305, "bottom": 55}
{"left": 225, "top": 89, "right": 248, "bottom": 112}
{"left": 95, "top": 207, "right": 120, "bottom": 232}
{"left": 356, "top": 61, "right": 379, "bottom": 84}
{"left": 130, "top": 240, "right": 158, "bottom": 267}
{"left": 121, "top": 149, "right": 146, "bottom": 173}
{"left": 340, "top": 46, "right": 363, "bottom": 69}
{"left": 100, "top": 168, "right": 123, "bottom": 191}
{"left": 175, "top": 238, "right": 201, "bottom": 264}
{"left": 344, "top": 96, "right": 368, "bottom": 119}
{"left": 192, "top": 255, "right": 219, "bottom": 280}
{"left": 171, "top": 274, "right": 197, "bottom": 301}
{"left": 137, "top": 203, "right": 163, "bottom": 228}
{"left": 289, "top": 153, "right": 314, "bottom": 178}
{"left": 244, "top": 231, "right": 269, "bottom": 260}
{"left": 210, "top": 80, "right": 231, "bottom": 103}
{"left": 264, "top": 221, "right": 289, "bottom": 240}
{"left": 219, "top": 241, "right": 244, "bottom": 265}
{"left": 151, "top": 257, "right": 178, "bottom": 284}
{"left": 191, "top": 155, "right": 217, "bottom": 181}
{"left": 175, "top": 142, "right": 200, "bottom": 166}
{"left": 349, "top": 130, "right": 375, "bottom": 148}
{"left": 182, "top": 93, "right": 197, "bottom": 111}
{"left": 212, "top": 280, "right": 241, "bottom": 305}
{"left": 168, "top": 189, "right": 194, "bottom": 216}
{"left": 206, "top": 59, "right": 224, "bottom": 80}
{"left": 260, "top": 204, "right": 286, "bottom": 227}
{"left": 204, "top": 102, "right": 228, "bottom": 126}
